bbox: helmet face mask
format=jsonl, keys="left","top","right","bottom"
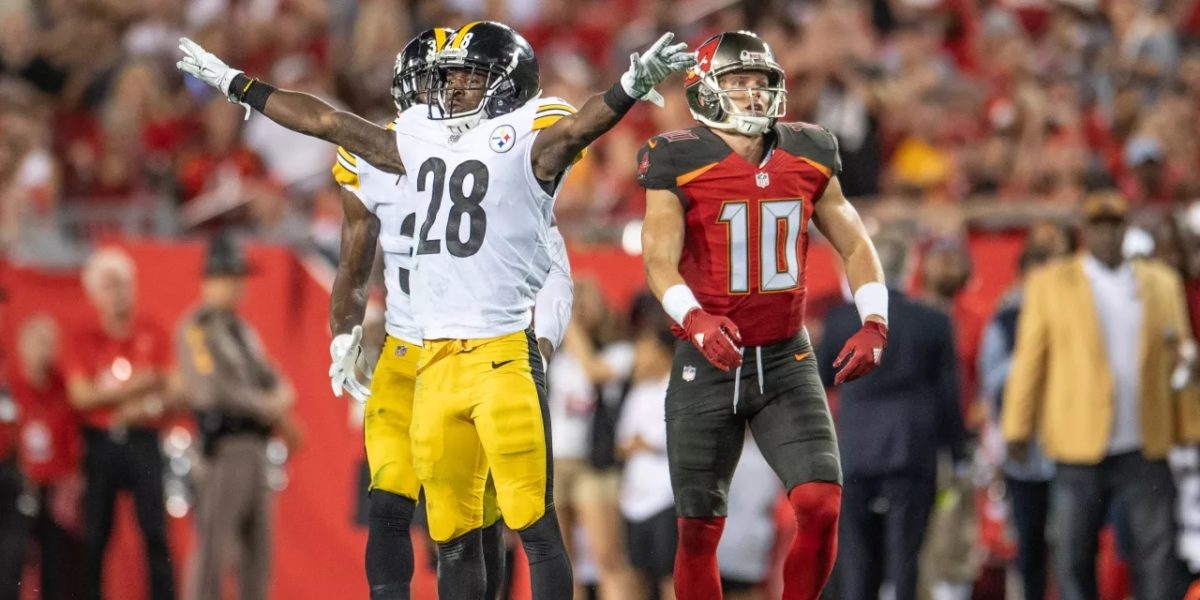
{"left": 425, "top": 22, "right": 540, "bottom": 132}
{"left": 686, "top": 32, "right": 788, "bottom": 136}
{"left": 393, "top": 28, "right": 455, "bottom": 113}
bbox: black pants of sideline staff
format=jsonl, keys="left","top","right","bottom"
{"left": 82, "top": 428, "right": 175, "bottom": 600}
{"left": 1053, "top": 451, "right": 1188, "bottom": 600}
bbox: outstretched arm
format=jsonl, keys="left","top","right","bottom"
{"left": 531, "top": 33, "right": 694, "bottom": 181}
{"left": 177, "top": 38, "right": 404, "bottom": 174}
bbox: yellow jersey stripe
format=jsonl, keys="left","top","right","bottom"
{"left": 537, "top": 103, "right": 577, "bottom": 113}
{"left": 337, "top": 146, "right": 357, "bottom": 165}
{"left": 434, "top": 28, "right": 448, "bottom": 51}
{"left": 453, "top": 22, "right": 481, "bottom": 48}
{"left": 332, "top": 160, "right": 359, "bottom": 189}
{"left": 336, "top": 154, "right": 356, "bottom": 173}
{"left": 534, "top": 109, "right": 574, "bottom": 119}
{"left": 532, "top": 115, "right": 569, "bottom": 131}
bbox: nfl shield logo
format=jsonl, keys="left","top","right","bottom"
{"left": 755, "top": 172, "right": 770, "bottom": 188}
{"left": 682, "top": 365, "right": 696, "bottom": 382}
{"left": 395, "top": 345, "right": 408, "bottom": 357}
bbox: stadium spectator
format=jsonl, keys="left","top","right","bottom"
{"left": 977, "top": 231, "right": 1070, "bottom": 600}
{"left": 819, "top": 232, "right": 966, "bottom": 600}
{"left": 11, "top": 314, "right": 84, "bottom": 600}
{"left": 553, "top": 279, "right": 637, "bottom": 599}
{"left": 1002, "top": 191, "right": 1194, "bottom": 600}
{"left": 0, "top": 381, "right": 22, "bottom": 600}
{"left": 64, "top": 247, "right": 177, "bottom": 600}
{"left": 615, "top": 311, "right": 676, "bottom": 600}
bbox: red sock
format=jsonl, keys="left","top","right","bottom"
{"left": 674, "top": 516, "right": 725, "bottom": 600}
{"left": 782, "top": 482, "right": 841, "bottom": 600}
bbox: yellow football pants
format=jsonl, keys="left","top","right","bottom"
{"left": 412, "top": 329, "right": 550, "bottom": 542}
{"left": 366, "top": 336, "right": 500, "bottom": 526}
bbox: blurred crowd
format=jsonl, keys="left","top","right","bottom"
{"left": 5, "top": 0, "right": 1200, "bottom": 599}
{"left": 3, "top": 0, "right": 1200, "bottom": 264}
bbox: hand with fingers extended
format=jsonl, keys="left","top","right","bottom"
{"left": 621, "top": 32, "right": 697, "bottom": 107}
{"left": 681, "top": 308, "right": 743, "bottom": 372}
{"left": 176, "top": 37, "right": 242, "bottom": 99}
{"left": 329, "top": 325, "right": 372, "bottom": 403}
{"left": 833, "top": 320, "right": 887, "bottom": 385}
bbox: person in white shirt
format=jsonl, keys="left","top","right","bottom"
{"left": 616, "top": 316, "right": 677, "bottom": 600}
{"left": 553, "top": 280, "right": 637, "bottom": 599}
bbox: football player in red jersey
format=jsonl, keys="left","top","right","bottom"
{"left": 637, "top": 32, "right": 889, "bottom": 600}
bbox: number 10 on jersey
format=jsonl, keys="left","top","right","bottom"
{"left": 717, "top": 199, "right": 804, "bottom": 293}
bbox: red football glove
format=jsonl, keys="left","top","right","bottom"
{"left": 682, "top": 308, "right": 743, "bottom": 372}
{"left": 833, "top": 320, "right": 888, "bottom": 385}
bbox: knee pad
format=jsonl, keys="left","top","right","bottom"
{"left": 515, "top": 510, "right": 567, "bottom": 565}
{"left": 371, "top": 462, "right": 420, "bottom": 500}
{"left": 676, "top": 516, "right": 725, "bottom": 553}
{"left": 788, "top": 482, "right": 841, "bottom": 528}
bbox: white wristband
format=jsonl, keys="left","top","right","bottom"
{"left": 853, "top": 282, "right": 888, "bottom": 324}
{"left": 662, "top": 284, "right": 701, "bottom": 327}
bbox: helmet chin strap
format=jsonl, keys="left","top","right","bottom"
{"left": 731, "top": 115, "right": 770, "bottom": 136}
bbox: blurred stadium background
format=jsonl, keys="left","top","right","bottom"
{"left": 3, "top": 0, "right": 1200, "bottom": 598}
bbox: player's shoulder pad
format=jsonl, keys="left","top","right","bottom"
{"left": 775, "top": 122, "right": 842, "bottom": 176}
{"left": 532, "top": 96, "right": 578, "bottom": 131}
{"left": 332, "top": 146, "right": 359, "bottom": 189}
{"left": 636, "top": 127, "right": 725, "bottom": 191}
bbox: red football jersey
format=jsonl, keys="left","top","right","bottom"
{"left": 637, "top": 123, "right": 841, "bottom": 346}
{"left": 62, "top": 316, "right": 171, "bottom": 430}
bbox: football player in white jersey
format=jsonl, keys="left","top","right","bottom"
{"left": 328, "top": 27, "right": 573, "bottom": 600}
{"left": 177, "top": 22, "right": 693, "bottom": 599}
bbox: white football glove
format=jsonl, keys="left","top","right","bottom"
{"left": 176, "top": 37, "right": 251, "bottom": 118}
{"left": 329, "top": 325, "right": 372, "bottom": 403}
{"left": 620, "top": 32, "right": 697, "bottom": 107}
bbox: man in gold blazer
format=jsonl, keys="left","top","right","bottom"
{"left": 1002, "top": 192, "right": 1194, "bottom": 600}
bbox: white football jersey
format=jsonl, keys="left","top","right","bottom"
{"left": 332, "top": 139, "right": 423, "bottom": 346}
{"left": 393, "top": 97, "right": 581, "bottom": 340}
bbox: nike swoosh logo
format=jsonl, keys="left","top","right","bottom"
{"left": 491, "top": 360, "right": 515, "bottom": 369}
{"left": 794, "top": 352, "right": 811, "bottom": 362}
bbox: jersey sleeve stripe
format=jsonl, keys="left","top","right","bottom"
{"left": 675, "top": 162, "right": 719, "bottom": 187}
{"left": 532, "top": 115, "right": 568, "bottom": 131}
{"left": 332, "top": 160, "right": 359, "bottom": 189}
{"left": 532, "top": 108, "right": 573, "bottom": 118}
{"left": 537, "top": 103, "right": 577, "bottom": 114}
{"left": 797, "top": 156, "right": 833, "bottom": 178}
{"left": 336, "top": 154, "right": 357, "bottom": 174}
{"left": 336, "top": 146, "right": 358, "bottom": 166}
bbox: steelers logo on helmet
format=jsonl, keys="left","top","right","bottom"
{"left": 428, "top": 21, "right": 540, "bottom": 132}
{"left": 393, "top": 27, "right": 456, "bottom": 113}
{"left": 684, "top": 31, "right": 788, "bottom": 137}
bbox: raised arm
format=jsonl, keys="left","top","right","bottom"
{"left": 176, "top": 38, "right": 404, "bottom": 174}
{"left": 531, "top": 33, "right": 695, "bottom": 181}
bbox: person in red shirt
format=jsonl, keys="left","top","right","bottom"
{"left": 63, "top": 248, "right": 176, "bottom": 600}
{"left": 12, "top": 314, "right": 84, "bottom": 600}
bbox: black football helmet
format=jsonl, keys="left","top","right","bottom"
{"left": 428, "top": 21, "right": 540, "bottom": 130}
{"left": 393, "top": 27, "right": 456, "bottom": 112}
{"left": 685, "top": 31, "right": 787, "bottom": 136}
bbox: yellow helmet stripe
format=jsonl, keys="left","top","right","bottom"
{"left": 434, "top": 27, "right": 449, "bottom": 51}
{"left": 453, "top": 22, "right": 481, "bottom": 48}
